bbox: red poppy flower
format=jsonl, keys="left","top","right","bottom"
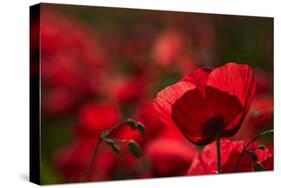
{"left": 40, "top": 10, "right": 108, "bottom": 116}
{"left": 112, "top": 149, "right": 144, "bottom": 179}
{"left": 42, "top": 88, "right": 78, "bottom": 116}
{"left": 154, "top": 63, "right": 256, "bottom": 145}
{"left": 76, "top": 103, "right": 121, "bottom": 138}
{"left": 187, "top": 139, "right": 273, "bottom": 175}
{"left": 115, "top": 76, "right": 147, "bottom": 106}
{"left": 145, "top": 138, "right": 196, "bottom": 177}
{"left": 135, "top": 102, "right": 165, "bottom": 136}
{"left": 54, "top": 140, "right": 117, "bottom": 182}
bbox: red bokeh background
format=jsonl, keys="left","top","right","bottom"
{"left": 32, "top": 4, "right": 273, "bottom": 184}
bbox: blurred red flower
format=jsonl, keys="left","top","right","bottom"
{"left": 111, "top": 149, "right": 144, "bottom": 179}
{"left": 154, "top": 63, "right": 256, "bottom": 145}
{"left": 145, "top": 138, "right": 196, "bottom": 177}
{"left": 42, "top": 88, "right": 78, "bottom": 116}
{"left": 239, "top": 94, "right": 273, "bottom": 139}
{"left": 234, "top": 93, "right": 273, "bottom": 139}
{"left": 54, "top": 140, "right": 117, "bottom": 182}
{"left": 40, "top": 11, "right": 108, "bottom": 116}
{"left": 115, "top": 76, "right": 147, "bottom": 106}
{"left": 188, "top": 139, "right": 273, "bottom": 175}
{"left": 76, "top": 103, "right": 121, "bottom": 138}
{"left": 249, "top": 94, "right": 273, "bottom": 129}
{"left": 111, "top": 101, "right": 165, "bottom": 145}
{"left": 152, "top": 30, "right": 184, "bottom": 66}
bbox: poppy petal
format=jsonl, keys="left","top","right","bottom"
{"left": 154, "top": 68, "right": 211, "bottom": 133}
{"left": 206, "top": 63, "right": 256, "bottom": 134}
{"left": 172, "top": 87, "right": 242, "bottom": 145}
{"left": 205, "top": 86, "right": 242, "bottom": 134}
{"left": 188, "top": 139, "right": 273, "bottom": 175}
{"left": 207, "top": 62, "right": 256, "bottom": 111}
{"left": 153, "top": 81, "right": 196, "bottom": 129}
{"left": 182, "top": 68, "right": 212, "bottom": 95}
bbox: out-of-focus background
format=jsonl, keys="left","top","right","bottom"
{"left": 34, "top": 3, "right": 273, "bottom": 184}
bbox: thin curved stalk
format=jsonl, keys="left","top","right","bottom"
{"left": 84, "top": 138, "right": 102, "bottom": 181}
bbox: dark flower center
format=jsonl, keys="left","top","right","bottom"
{"left": 202, "top": 116, "right": 224, "bottom": 137}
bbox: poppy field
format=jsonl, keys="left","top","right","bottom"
{"left": 31, "top": 3, "right": 273, "bottom": 185}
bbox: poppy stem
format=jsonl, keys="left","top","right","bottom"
{"left": 83, "top": 118, "right": 139, "bottom": 181}
{"left": 84, "top": 138, "right": 102, "bottom": 182}
{"left": 84, "top": 118, "right": 144, "bottom": 181}
{"left": 216, "top": 136, "right": 221, "bottom": 174}
{"left": 233, "top": 129, "right": 273, "bottom": 172}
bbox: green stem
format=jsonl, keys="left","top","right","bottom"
{"left": 216, "top": 136, "right": 221, "bottom": 174}
{"left": 233, "top": 129, "right": 273, "bottom": 172}
{"left": 84, "top": 138, "right": 102, "bottom": 181}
